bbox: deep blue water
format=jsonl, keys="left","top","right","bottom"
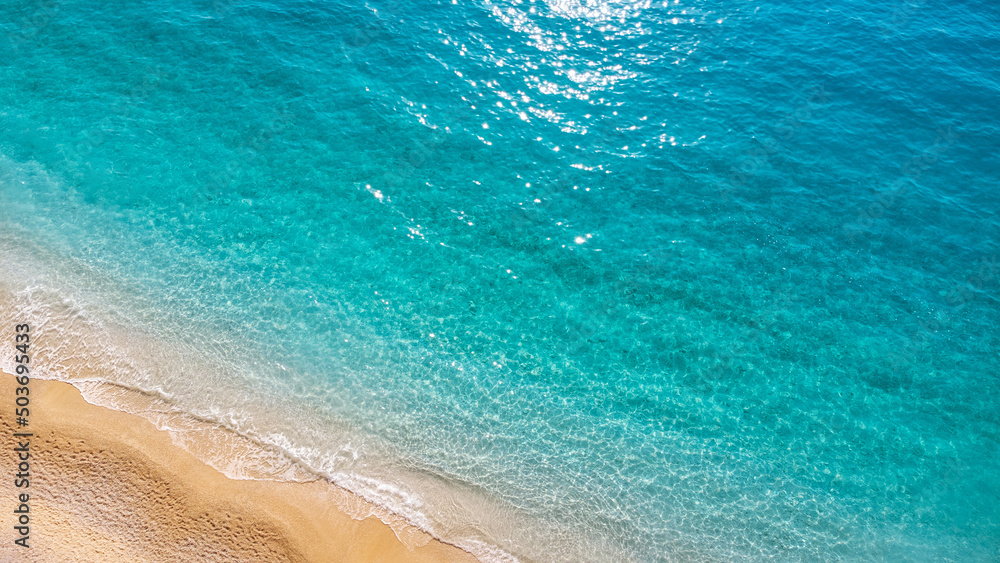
{"left": 1, "top": 0, "right": 998, "bottom": 560}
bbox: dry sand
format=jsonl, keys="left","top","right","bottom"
{"left": 0, "top": 373, "right": 480, "bottom": 562}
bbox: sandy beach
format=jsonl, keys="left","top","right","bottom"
{"left": 0, "top": 372, "right": 479, "bottom": 562}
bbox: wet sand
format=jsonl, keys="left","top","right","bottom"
{"left": 0, "top": 373, "right": 479, "bottom": 562}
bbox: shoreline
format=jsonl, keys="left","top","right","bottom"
{"left": 0, "top": 373, "right": 480, "bottom": 562}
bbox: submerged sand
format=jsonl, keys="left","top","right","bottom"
{"left": 0, "top": 373, "right": 479, "bottom": 562}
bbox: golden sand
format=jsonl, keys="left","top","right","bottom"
{"left": 0, "top": 374, "right": 479, "bottom": 562}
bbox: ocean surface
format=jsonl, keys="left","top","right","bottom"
{"left": 1, "top": 0, "right": 998, "bottom": 560}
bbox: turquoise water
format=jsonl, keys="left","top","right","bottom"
{"left": 2, "top": 0, "right": 998, "bottom": 560}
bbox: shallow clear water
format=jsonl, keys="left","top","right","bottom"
{"left": 1, "top": 0, "right": 998, "bottom": 560}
